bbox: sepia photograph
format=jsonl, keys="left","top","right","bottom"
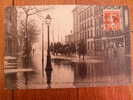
{"left": 4, "top": 5, "right": 132, "bottom": 89}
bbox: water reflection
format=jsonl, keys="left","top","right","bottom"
{"left": 5, "top": 55, "right": 131, "bottom": 89}
{"left": 73, "top": 56, "right": 131, "bottom": 87}
{"left": 45, "top": 69, "right": 52, "bottom": 88}
{"left": 5, "top": 73, "right": 17, "bottom": 89}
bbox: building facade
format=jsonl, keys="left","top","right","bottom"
{"left": 73, "top": 5, "right": 130, "bottom": 57}
{"left": 5, "top": 7, "right": 18, "bottom": 59}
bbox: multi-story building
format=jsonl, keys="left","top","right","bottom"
{"left": 72, "top": 5, "right": 130, "bottom": 57}
{"left": 5, "top": 7, "right": 18, "bottom": 57}
{"left": 5, "top": 7, "right": 18, "bottom": 68}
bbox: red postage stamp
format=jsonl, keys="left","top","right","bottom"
{"left": 103, "top": 10, "right": 121, "bottom": 31}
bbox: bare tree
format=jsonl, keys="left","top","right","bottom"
{"left": 19, "top": 20, "right": 39, "bottom": 46}
{"left": 17, "top": 6, "right": 53, "bottom": 68}
{"left": 18, "top": 19, "right": 39, "bottom": 68}
{"left": 19, "top": 6, "right": 52, "bottom": 37}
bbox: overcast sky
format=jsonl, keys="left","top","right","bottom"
{"left": 48, "top": 5, "right": 75, "bottom": 43}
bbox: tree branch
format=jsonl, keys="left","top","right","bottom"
{"left": 28, "top": 7, "right": 52, "bottom": 16}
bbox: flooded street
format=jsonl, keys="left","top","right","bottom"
{"left": 4, "top": 5, "right": 132, "bottom": 89}
{"left": 5, "top": 49, "right": 131, "bottom": 89}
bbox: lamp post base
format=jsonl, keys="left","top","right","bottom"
{"left": 45, "top": 54, "right": 53, "bottom": 71}
{"left": 45, "top": 68, "right": 52, "bottom": 88}
{"left": 45, "top": 53, "right": 52, "bottom": 88}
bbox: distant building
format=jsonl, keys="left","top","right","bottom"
{"left": 65, "top": 31, "right": 74, "bottom": 44}
{"left": 73, "top": 5, "right": 130, "bottom": 56}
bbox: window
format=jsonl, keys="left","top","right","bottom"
{"left": 87, "top": 9, "right": 89, "bottom": 17}
{"left": 88, "top": 42, "right": 89, "bottom": 50}
{"left": 90, "top": 8, "right": 92, "bottom": 16}
{"left": 90, "top": 29, "right": 93, "bottom": 38}
{"left": 125, "top": 9, "right": 129, "bottom": 27}
{"left": 91, "top": 19, "right": 92, "bottom": 27}
{"left": 92, "top": 29, "right": 94, "bottom": 38}
{"left": 80, "top": 15, "right": 82, "bottom": 22}
{"left": 88, "top": 31, "right": 89, "bottom": 38}
{"left": 85, "top": 12, "right": 86, "bottom": 20}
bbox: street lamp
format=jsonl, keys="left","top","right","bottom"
{"left": 42, "top": 22, "right": 44, "bottom": 78}
{"left": 45, "top": 14, "right": 53, "bottom": 72}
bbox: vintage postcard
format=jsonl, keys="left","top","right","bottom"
{"left": 4, "top": 5, "right": 132, "bottom": 89}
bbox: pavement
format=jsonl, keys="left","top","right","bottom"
{"left": 5, "top": 68, "right": 34, "bottom": 74}
{"left": 52, "top": 55, "right": 104, "bottom": 63}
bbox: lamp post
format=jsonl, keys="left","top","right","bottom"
{"left": 45, "top": 14, "right": 53, "bottom": 71}
{"left": 42, "top": 22, "right": 44, "bottom": 78}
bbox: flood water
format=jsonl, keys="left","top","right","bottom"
{"left": 5, "top": 50, "right": 132, "bottom": 89}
